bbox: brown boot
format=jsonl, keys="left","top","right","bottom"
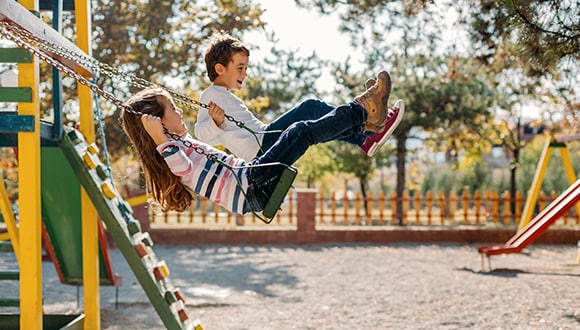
{"left": 365, "top": 78, "right": 376, "bottom": 90}
{"left": 355, "top": 71, "right": 391, "bottom": 132}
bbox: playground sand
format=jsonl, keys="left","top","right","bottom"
{"left": 1, "top": 243, "right": 579, "bottom": 329}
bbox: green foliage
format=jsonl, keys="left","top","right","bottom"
{"left": 460, "top": 159, "right": 491, "bottom": 194}
{"left": 422, "top": 165, "right": 461, "bottom": 195}
{"left": 26, "top": 0, "right": 578, "bottom": 199}
{"left": 295, "top": 144, "right": 337, "bottom": 188}
{"left": 517, "top": 136, "right": 580, "bottom": 194}
{"left": 247, "top": 41, "right": 324, "bottom": 120}
{"left": 469, "top": 0, "right": 578, "bottom": 76}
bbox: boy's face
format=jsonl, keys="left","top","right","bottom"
{"left": 213, "top": 51, "right": 248, "bottom": 91}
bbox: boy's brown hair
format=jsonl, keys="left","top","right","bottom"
{"left": 204, "top": 31, "right": 250, "bottom": 82}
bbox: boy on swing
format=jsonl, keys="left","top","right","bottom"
{"left": 121, "top": 60, "right": 401, "bottom": 215}
{"left": 195, "top": 32, "right": 404, "bottom": 160}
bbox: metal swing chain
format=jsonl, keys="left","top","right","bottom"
{"left": 0, "top": 22, "right": 287, "bottom": 222}
{"left": 0, "top": 21, "right": 288, "bottom": 170}
{"left": 0, "top": 22, "right": 124, "bottom": 110}
{"left": 1, "top": 22, "right": 224, "bottom": 163}
{"left": 0, "top": 22, "right": 195, "bottom": 108}
{"left": 2, "top": 22, "right": 272, "bottom": 137}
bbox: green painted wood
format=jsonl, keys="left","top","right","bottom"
{"left": 0, "top": 113, "right": 34, "bottom": 132}
{"left": 0, "top": 298, "right": 20, "bottom": 307}
{"left": 0, "top": 48, "right": 32, "bottom": 63}
{"left": 0, "top": 241, "right": 14, "bottom": 252}
{"left": 0, "top": 87, "right": 32, "bottom": 102}
{"left": 41, "top": 146, "right": 118, "bottom": 285}
{"left": 58, "top": 128, "right": 197, "bottom": 330}
{"left": 0, "top": 270, "right": 19, "bottom": 280}
{"left": 262, "top": 166, "right": 297, "bottom": 221}
{"left": 39, "top": 0, "right": 75, "bottom": 11}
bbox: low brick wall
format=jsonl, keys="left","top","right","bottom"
{"left": 147, "top": 189, "right": 580, "bottom": 246}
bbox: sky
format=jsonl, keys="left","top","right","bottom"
{"left": 243, "top": 0, "right": 363, "bottom": 92}
{"left": 244, "top": 0, "right": 549, "bottom": 121}
{"left": 244, "top": 0, "right": 356, "bottom": 64}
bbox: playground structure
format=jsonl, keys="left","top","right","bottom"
{"left": 478, "top": 134, "right": 580, "bottom": 270}
{"left": 0, "top": 0, "right": 202, "bottom": 329}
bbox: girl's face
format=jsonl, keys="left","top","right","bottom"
{"left": 212, "top": 51, "right": 248, "bottom": 91}
{"left": 160, "top": 95, "right": 187, "bottom": 135}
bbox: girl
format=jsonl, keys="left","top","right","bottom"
{"left": 121, "top": 73, "right": 396, "bottom": 215}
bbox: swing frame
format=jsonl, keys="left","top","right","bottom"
{"left": 0, "top": 17, "right": 297, "bottom": 224}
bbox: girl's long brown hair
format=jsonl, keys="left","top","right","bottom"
{"left": 120, "top": 87, "right": 194, "bottom": 212}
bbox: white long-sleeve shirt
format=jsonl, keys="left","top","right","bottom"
{"left": 194, "top": 85, "right": 267, "bottom": 162}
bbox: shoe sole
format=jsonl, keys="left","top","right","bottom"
{"left": 366, "top": 99, "right": 405, "bottom": 157}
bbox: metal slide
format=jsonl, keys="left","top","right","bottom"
{"left": 478, "top": 179, "right": 580, "bottom": 259}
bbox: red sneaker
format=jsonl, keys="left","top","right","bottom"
{"left": 360, "top": 99, "right": 404, "bottom": 157}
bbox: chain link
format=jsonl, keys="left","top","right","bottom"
{"left": 0, "top": 21, "right": 206, "bottom": 111}
{"left": 1, "top": 21, "right": 288, "bottom": 161}
{"left": 0, "top": 22, "right": 216, "bottom": 156}
{"left": 0, "top": 22, "right": 264, "bottom": 132}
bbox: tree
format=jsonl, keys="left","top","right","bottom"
{"left": 88, "top": 0, "right": 268, "bottom": 163}
{"left": 469, "top": 0, "right": 579, "bottom": 207}
{"left": 295, "top": 0, "right": 579, "bottom": 222}
{"left": 243, "top": 34, "right": 324, "bottom": 120}
{"left": 295, "top": 144, "right": 337, "bottom": 188}
{"left": 469, "top": 0, "right": 578, "bottom": 76}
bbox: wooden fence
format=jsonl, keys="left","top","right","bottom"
{"left": 148, "top": 189, "right": 580, "bottom": 227}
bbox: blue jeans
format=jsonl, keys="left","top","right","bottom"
{"left": 258, "top": 98, "right": 370, "bottom": 156}
{"left": 243, "top": 101, "right": 367, "bottom": 213}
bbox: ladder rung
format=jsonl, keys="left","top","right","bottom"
{"left": 0, "top": 241, "right": 14, "bottom": 252}
{"left": 0, "top": 298, "right": 20, "bottom": 307}
{"left": 0, "top": 113, "right": 35, "bottom": 132}
{"left": 0, "top": 48, "right": 32, "bottom": 63}
{"left": 0, "top": 270, "right": 19, "bottom": 280}
{"left": 0, "top": 87, "right": 33, "bottom": 102}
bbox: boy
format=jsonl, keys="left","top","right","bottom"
{"left": 194, "top": 32, "right": 404, "bottom": 161}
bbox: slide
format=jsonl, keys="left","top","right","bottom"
{"left": 58, "top": 128, "right": 201, "bottom": 330}
{"left": 40, "top": 146, "right": 121, "bottom": 286}
{"left": 478, "top": 179, "right": 580, "bottom": 257}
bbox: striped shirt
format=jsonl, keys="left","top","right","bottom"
{"left": 156, "top": 133, "right": 249, "bottom": 215}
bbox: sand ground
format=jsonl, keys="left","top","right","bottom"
{"left": 1, "top": 243, "right": 579, "bottom": 329}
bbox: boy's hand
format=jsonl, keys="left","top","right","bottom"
{"left": 208, "top": 102, "right": 225, "bottom": 127}
{"left": 141, "top": 114, "right": 169, "bottom": 145}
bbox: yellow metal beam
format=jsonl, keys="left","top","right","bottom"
{"left": 17, "top": 0, "right": 42, "bottom": 328}
{"left": 518, "top": 136, "right": 580, "bottom": 230}
{"left": 0, "top": 174, "right": 20, "bottom": 261}
{"left": 74, "top": 0, "right": 100, "bottom": 329}
{"left": 126, "top": 194, "right": 148, "bottom": 207}
{"left": 518, "top": 138, "right": 553, "bottom": 230}
{"left": 559, "top": 144, "right": 580, "bottom": 219}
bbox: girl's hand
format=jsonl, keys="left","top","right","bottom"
{"left": 208, "top": 102, "right": 225, "bottom": 127}
{"left": 141, "top": 114, "right": 169, "bottom": 145}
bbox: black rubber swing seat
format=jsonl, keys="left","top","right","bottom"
{"left": 261, "top": 166, "right": 297, "bottom": 222}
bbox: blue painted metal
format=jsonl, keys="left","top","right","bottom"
{"left": 0, "top": 114, "right": 35, "bottom": 132}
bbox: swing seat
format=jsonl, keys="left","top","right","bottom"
{"left": 262, "top": 166, "right": 297, "bottom": 222}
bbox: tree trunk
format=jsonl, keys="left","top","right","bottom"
{"left": 396, "top": 131, "right": 408, "bottom": 225}
{"left": 359, "top": 175, "right": 369, "bottom": 218}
